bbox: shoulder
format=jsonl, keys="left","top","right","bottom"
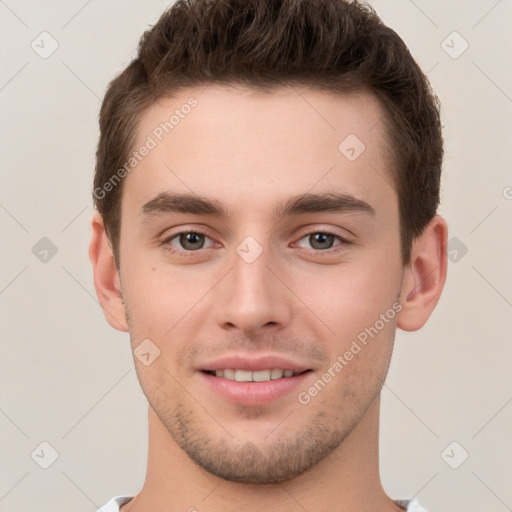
{"left": 395, "top": 498, "right": 428, "bottom": 512}
{"left": 96, "top": 495, "right": 134, "bottom": 512}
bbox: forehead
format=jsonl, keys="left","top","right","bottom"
{"left": 123, "top": 85, "right": 395, "bottom": 218}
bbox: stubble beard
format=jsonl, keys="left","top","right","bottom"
{"left": 150, "top": 392, "right": 374, "bottom": 484}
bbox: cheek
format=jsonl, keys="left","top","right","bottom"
{"left": 291, "top": 253, "right": 401, "bottom": 344}
{"left": 122, "top": 253, "right": 212, "bottom": 347}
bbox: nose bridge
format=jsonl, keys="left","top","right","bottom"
{"left": 216, "top": 239, "right": 290, "bottom": 333}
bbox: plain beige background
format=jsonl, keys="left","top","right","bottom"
{"left": 1, "top": 1, "right": 511, "bottom": 511}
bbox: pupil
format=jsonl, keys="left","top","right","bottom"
{"left": 311, "top": 233, "right": 333, "bottom": 250}
{"left": 181, "top": 233, "right": 203, "bottom": 250}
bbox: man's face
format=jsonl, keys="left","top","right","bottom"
{"left": 117, "top": 85, "right": 404, "bottom": 483}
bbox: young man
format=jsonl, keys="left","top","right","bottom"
{"left": 89, "top": 0, "right": 447, "bottom": 510}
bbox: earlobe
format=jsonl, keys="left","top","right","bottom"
{"left": 396, "top": 215, "right": 448, "bottom": 332}
{"left": 88, "top": 213, "right": 129, "bottom": 332}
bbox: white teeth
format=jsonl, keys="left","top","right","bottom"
{"left": 210, "top": 368, "right": 299, "bottom": 382}
{"left": 270, "top": 369, "right": 284, "bottom": 379}
{"left": 234, "top": 369, "right": 252, "bottom": 382}
{"left": 223, "top": 369, "right": 235, "bottom": 379}
{"left": 252, "top": 369, "right": 271, "bottom": 381}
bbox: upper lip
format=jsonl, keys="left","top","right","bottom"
{"left": 198, "top": 354, "right": 311, "bottom": 373}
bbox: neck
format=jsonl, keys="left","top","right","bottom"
{"left": 122, "top": 395, "right": 399, "bottom": 512}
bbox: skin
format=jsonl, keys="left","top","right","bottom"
{"left": 89, "top": 85, "right": 448, "bottom": 512}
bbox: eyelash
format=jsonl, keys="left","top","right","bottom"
{"left": 294, "top": 232, "right": 351, "bottom": 256}
{"left": 161, "top": 231, "right": 217, "bottom": 258}
{"left": 161, "top": 230, "right": 351, "bottom": 257}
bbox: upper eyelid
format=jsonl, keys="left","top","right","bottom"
{"left": 163, "top": 230, "right": 216, "bottom": 246}
{"left": 292, "top": 232, "right": 348, "bottom": 250}
{"left": 161, "top": 226, "right": 214, "bottom": 241}
{"left": 294, "top": 226, "right": 351, "bottom": 240}
{"left": 291, "top": 226, "right": 352, "bottom": 247}
{"left": 162, "top": 227, "right": 347, "bottom": 239}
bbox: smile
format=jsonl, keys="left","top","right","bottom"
{"left": 203, "top": 368, "right": 308, "bottom": 382}
{"left": 199, "top": 369, "right": 313, "bottom": 406}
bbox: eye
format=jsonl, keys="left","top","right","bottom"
{"left": 163, "top": 231, "right": 216, "bottom": 253}
{"left": 295, "top": 231, "right": 348, "bottom": 251}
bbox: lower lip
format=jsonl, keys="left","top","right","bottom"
{"left": 199, "top": 371, "right": 312, "bottom": 406}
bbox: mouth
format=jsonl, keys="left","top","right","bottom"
{"left": 201, "top": 368, "right": 311, "bottom": 382}
{"left": 198, "top": 360, "right": 313, "bottom": 406}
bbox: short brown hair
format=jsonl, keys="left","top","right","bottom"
{"left": 93, "top": 0, "right": 443, "bottom": 269}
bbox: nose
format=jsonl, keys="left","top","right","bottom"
{"left": 214, "top": 244, "right": 292, "bottom": 336}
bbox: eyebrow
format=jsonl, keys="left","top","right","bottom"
{"left": 139, "top": 191, "right": 376, "bottom": 221}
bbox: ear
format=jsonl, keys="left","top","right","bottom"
{"left": 88, "top": 212, "right": 129, "bottom": 332}
{"left": 396, "top": 215, "right": 448, "bottom": 331}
